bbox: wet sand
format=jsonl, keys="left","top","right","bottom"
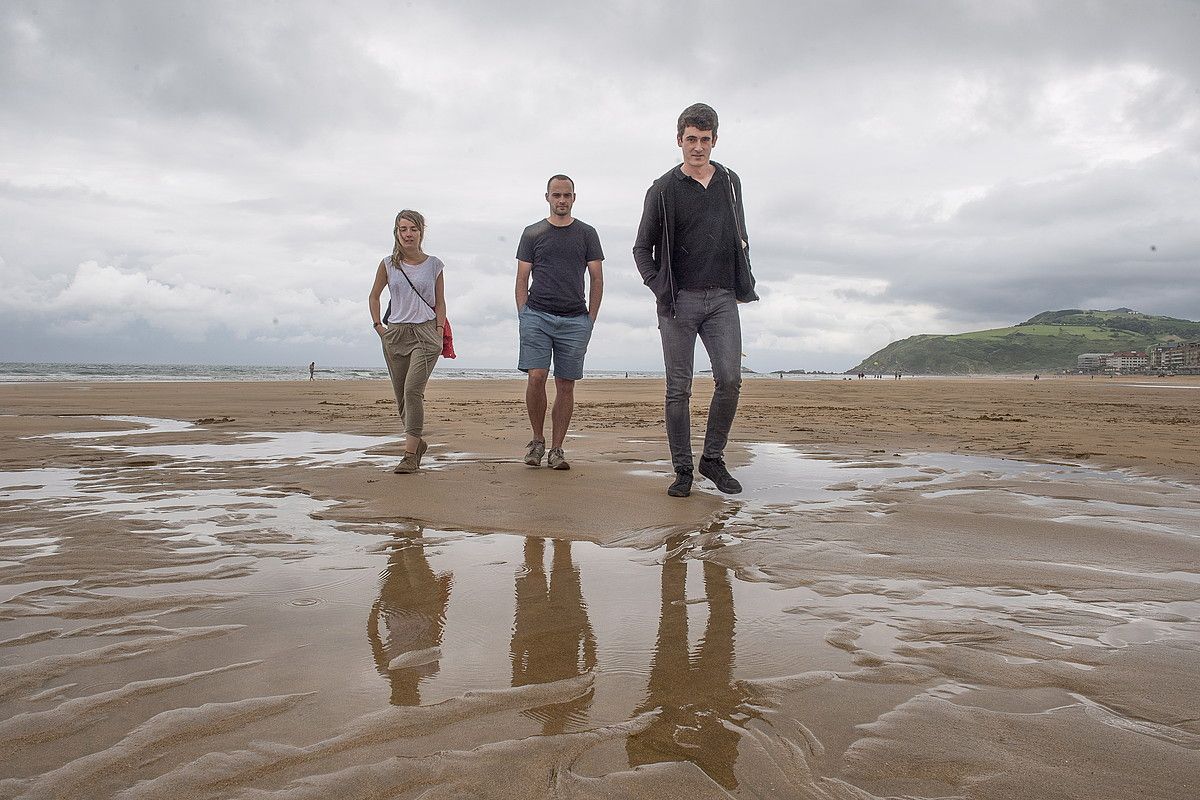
{"left": 1, "top": 376, "right": 1198, "bottom": 798}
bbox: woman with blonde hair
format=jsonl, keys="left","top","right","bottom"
{"left": 369, "top": 210, "right": 447, "bottom": 473}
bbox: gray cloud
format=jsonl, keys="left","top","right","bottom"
{"left": 1, "top": 1, "right": 406, "bottom": 139}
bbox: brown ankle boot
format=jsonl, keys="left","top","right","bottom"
{"left": 393, "top": 451, "right": 420, "bottom": 474}
{"left": 394, "top": 439, "right": 428, "bottom": 474}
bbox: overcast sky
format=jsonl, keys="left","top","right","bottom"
{"left": 2, "top": 0, "right": 1197, "bottom": 372}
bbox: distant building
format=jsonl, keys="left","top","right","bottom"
{"left": 1151, "top": 341, "right": 1200, "bottom": 372}
{"left": 1150, "top": 344, "right": 1177, "bottom": 369}
{"left": 1106, "top": 351, "right": 1148, "bottom": 372}
{"left": 1081, "top": 344, "right": 1200, "bottom": 374}
{"left": 1187, "top": 342, "right": 1200, "bottom": 370}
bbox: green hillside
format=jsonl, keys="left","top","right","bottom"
{"left": 846, "top": 309, "right": 1200, "bottom": 375}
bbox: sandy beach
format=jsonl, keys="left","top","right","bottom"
{"left": 1, "top": 375, "right": 1198, "bottom": 798}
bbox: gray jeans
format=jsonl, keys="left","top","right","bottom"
{"left": 657, "top": 288, "right": 742, "bottom": 472}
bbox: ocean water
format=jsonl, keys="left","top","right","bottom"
{"left": 0, "top": 361, "right": 391, "bottom": 383}
{"left": 0, "top": 362, "right": 847, "bottom": 383}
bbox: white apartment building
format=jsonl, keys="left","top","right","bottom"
{"left": 1105, "top": 351, "right": 1149, "bottom": 372}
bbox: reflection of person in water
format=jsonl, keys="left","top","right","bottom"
{"left": 510, "top": 538, "right": 598, "bottom": 734}
{"left": 626, "top": 535, "right": 752, "bottom": 789}
{"left": 367, "top": 534, "right": 452, "bottom": 706}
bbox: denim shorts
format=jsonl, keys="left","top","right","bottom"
{"left": 518, "top": 305, "right": 593, "bottom": 381}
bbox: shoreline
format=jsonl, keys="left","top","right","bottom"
{"left": 5, "top": 364, "right": 1200, "bottom": 384}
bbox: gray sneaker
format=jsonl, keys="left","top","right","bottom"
{"left": 547, "top": 447, "right": 570, "bottom": 470}
{"left": 524, "top": 439, "right": 546, "bottom": 466}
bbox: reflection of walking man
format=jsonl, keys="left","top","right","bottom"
{"left": 634, "top": 103, "right": 758, "bottom": 498}
{"left": 516, "top": 175, "right": 604, "bottom": 472}
{"left": 626, "top": 537, "right": 749, "bottom": 789}
{"left": 510, "top": 538, "right": 598, "bottom": 734}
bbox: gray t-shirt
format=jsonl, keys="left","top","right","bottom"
{"left": 516, "top": 219, "right": 604, "bottom": 317}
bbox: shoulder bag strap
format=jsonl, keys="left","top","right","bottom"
{"left": 393, "top": 258, "right": 437, "bottom": 311}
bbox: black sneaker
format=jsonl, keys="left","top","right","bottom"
{"left": 667, "top": 469, "right": 693, "bottom": 497}
{"left": 699, "top": 456, "right": 742, "bottom": 494}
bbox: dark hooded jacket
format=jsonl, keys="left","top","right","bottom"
{"left": 632, "top": 161, "right": 759, "bottom": 317}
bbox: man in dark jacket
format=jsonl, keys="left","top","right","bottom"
{"left": 633, "top": 103, "right": 758, "bottom": 497}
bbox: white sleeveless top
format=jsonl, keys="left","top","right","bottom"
{"left": 384, "top": 255, "right": 443, "bottom": 324}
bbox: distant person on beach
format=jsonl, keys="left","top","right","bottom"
{"left": 634, "top": 103, "right": 758, "bottom": 498}
{"left": 515, "top": 174, "right": 604, "bottom": 471}
{"left": 309, "top": 361, "right": 315, "bottom": 381}
{"left": 368, "top": 209, "right": 447, "bottom": 474}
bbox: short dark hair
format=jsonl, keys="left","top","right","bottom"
{"left": 677, "top": 103, "right": 718, "bottom": 137}
{"left": 546, "top": 174, "right": 574, "bottom": 193}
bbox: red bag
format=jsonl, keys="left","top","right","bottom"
{"left": 440, "top": 318, "right": 456, "bottom": 359}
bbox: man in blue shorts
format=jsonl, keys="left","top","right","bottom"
{"left": 516, "top": 174, "right": 605, "bottom": 470}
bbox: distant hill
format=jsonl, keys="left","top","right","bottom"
{"left": 846, "top": 309, "right": 1200, "bottom": 375}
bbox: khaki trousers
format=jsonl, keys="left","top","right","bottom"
{"left": 379, "top": 320, "right": 441, "bottom": 437}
